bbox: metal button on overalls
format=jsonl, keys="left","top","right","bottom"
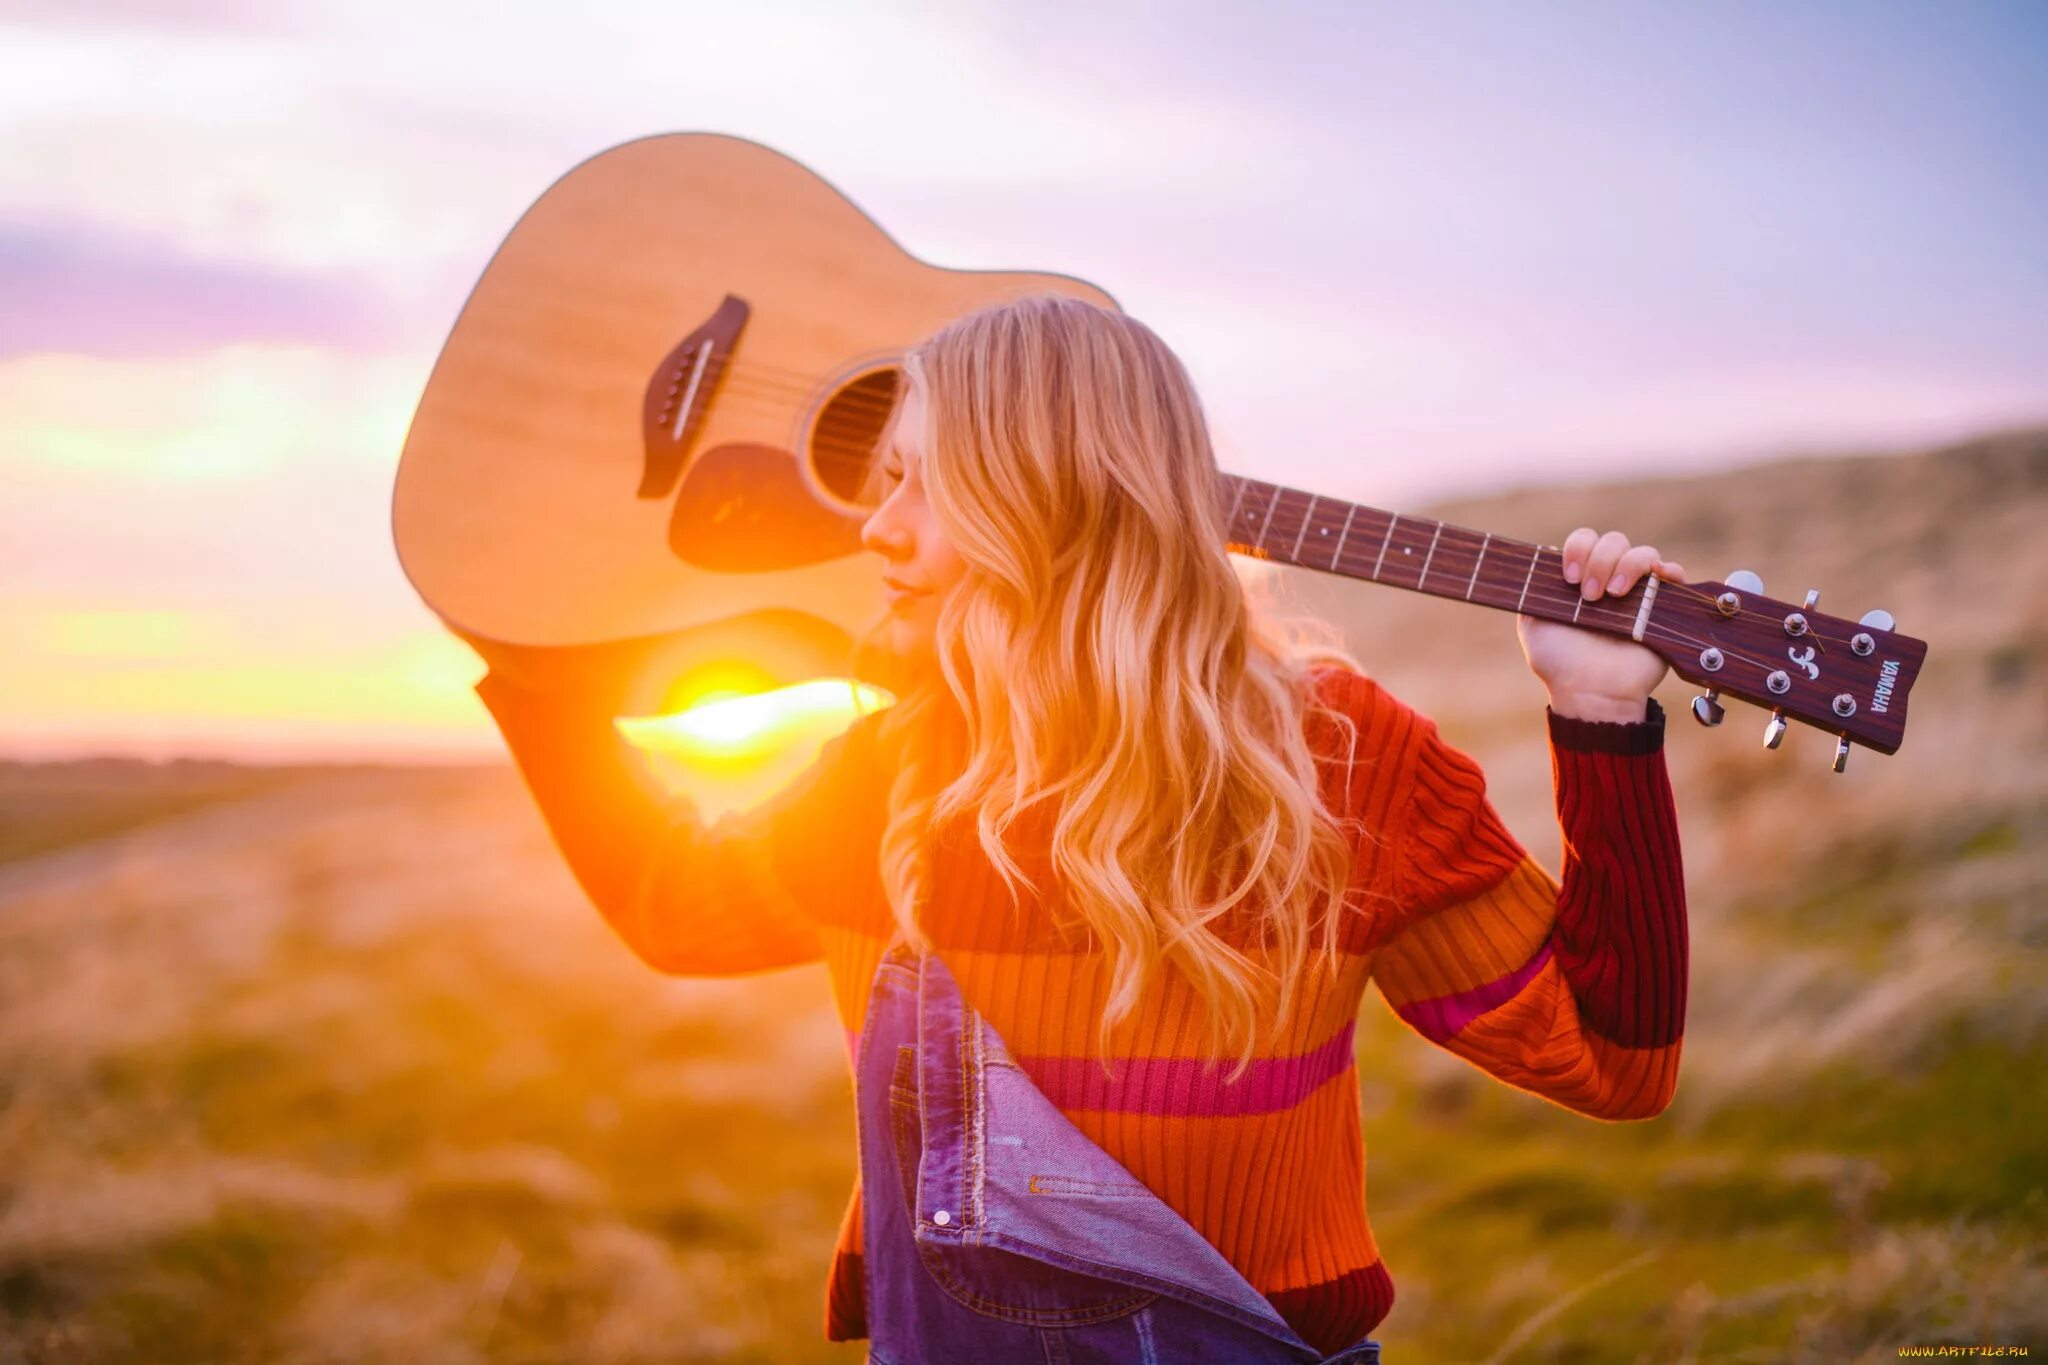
{"left": 855, "top": 945, "right": 1384, "bottom": 1365}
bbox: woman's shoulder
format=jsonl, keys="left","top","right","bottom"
{"left": 1301, "top": 659, "right": 1419, "bottom": 730}
{"left": 1299, "top": 660, "right": 1446, "bottom": 781}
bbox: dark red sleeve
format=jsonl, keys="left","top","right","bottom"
{"left": 1372, "top": 694, "right": 1688, "bottom": 1120}
{"left": 1541, "top": 696, "right": 1689, "bottom": 1050}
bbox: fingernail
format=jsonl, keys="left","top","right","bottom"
{"left": 1609, "top": 574, "right": 1627, "bottom": 592}
{"left": 1564, "top": 563, "right": 1581, "bottom": 583}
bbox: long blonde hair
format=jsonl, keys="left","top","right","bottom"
{"left": 851, "top": 293, "right": 1384, "bottom": 1078}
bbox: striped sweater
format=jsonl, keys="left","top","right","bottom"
{"left": 473, "top": 663, "right": 1687, "bottom": 1354}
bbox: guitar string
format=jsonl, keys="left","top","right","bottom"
{"left": 1224, "top": 485, "right": 1870, "bottom": 655}
{"left": 1280, "top": 526, "right": 1848, "bottom": 695}
{"left": 704, "top": 363, "right": 1835, "bottom": 636}
{"left": 1214, "top": 487, "right": 1864, "bottom": 691}
{"left": 817, "top": 415, "right": 1868, "bottom": 677}
{"left": 652, "top": 362, "right": 1878, "bottom": 662}
{"left": 679, "top": 360, "right": 1862, "bottom": 641}
{"left": 1217, "top": 467, "right": 1867, "bottom": 654}
{"left": 682, "top": 362, "right": 1735, "bottom": 625}
{"left": 775, "top": 402, "right": 1873, "bottom": 668}
{"left": 1259, "top": 508, "right": 1845, "bottom": 672}
{"left": 732, "top": 426, "right": 1839, "bottom": 710}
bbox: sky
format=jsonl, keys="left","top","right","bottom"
{"left": 4, "top": 0, "right": 2045, "bottom": 762}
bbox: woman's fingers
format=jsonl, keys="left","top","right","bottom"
{"left": 1604, "top": 543, "right": 1664, "bottom": 595}
{"left": 1559, "top": 526, "right": 1600, "bottom": 584}
{"left": 1580, "top": 530, "right": 1633, "bottom": 599}
{"left": 1558, "top": 530, "right": 1682, "bottom": 600}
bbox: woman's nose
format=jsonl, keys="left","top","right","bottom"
{"left": 861, "top": 501, "right": 909, "bottom": 562}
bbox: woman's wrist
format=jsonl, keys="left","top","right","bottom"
{"left": 1547, "top": 695, "right": 1666, "bottom": 755}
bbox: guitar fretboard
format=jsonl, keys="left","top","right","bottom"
{"left": 1217, "top": 473, "right": 1652, "bottom": 639}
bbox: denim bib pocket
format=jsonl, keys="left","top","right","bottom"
{"left": 888, "top": 1034, "right": 1159, "bottom": 1326}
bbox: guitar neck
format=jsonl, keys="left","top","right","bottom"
{"left": 1218, "top": 472, "right": 1657, "bottom": 641}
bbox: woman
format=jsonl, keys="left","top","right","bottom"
{"left": 474, "top": 295, "right": 1688, "bottom": 1363}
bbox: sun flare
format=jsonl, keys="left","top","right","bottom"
{"left": 615, "top": 676, "right": 894, "bottom": 820}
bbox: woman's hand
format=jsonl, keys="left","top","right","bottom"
{"left": 1515, "top": 527, "right": 1687, "bottom": 723}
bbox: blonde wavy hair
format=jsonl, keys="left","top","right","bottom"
{"left": 850, "top": 293, "right": 1386, "bottom": 1078}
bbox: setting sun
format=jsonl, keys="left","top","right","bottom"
{"left": 616, "top": 675, "right": 894, "bottom": 820}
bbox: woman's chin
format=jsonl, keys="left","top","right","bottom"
{"left": 887, "top": 619, "right": 934, "bottom": 659}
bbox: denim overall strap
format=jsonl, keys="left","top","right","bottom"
{"left": 857, "top": 943, "right": 1383, "bottom": 1365}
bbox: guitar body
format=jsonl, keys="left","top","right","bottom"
{"left": 396, "top": 131, "right": 1926, "bottom": 763}
{"left": 392, "top": 132, "right": 1116, "bottom": 700}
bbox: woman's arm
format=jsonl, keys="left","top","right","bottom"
{"left": 1367, "top": 696, "right": 1687, "bottom": 1121}
{"left": 475, "top": 667, "right": 887, "bottom": 976}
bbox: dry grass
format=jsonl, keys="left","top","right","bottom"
{"left": 2, "top": 428, "right": 2043, "bottom": 1362}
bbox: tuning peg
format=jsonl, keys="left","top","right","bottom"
{"left": 1859, "top": 608, "right": 1895, "bottom": 632}
{"left": 1691, "top": 689, "right": 1726, "bottom": 726}
{"left": 1763, "top": 709, "right": 1788, "bottom": 749}
{"left": 1832, "top": 736, "right": 1851, "bottom": 773}
{"left": 1716, "top": 570, "right": 1765, "bottom": 617}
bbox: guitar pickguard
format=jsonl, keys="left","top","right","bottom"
{"left": 668, "top": 442, "right": 866, "bottom": 572}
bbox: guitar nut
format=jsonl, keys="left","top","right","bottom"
{"left": 1699, "top": 647, "right": 1725, "bottom": 672}
{"left": 1766, "top": 670, "right": 1791, "bottom": 695}
{"left": 1716, "top": 592, "right": 1741, "bottom": 616}
{"left": 1851, "top": 632, "right": 1875, "bottom": 656}
{"left": 1784, "top": 612, "right": 1808, "bottom": 636}
{"left": 1832, "top": 694, "right": 1857, "bottom": 717}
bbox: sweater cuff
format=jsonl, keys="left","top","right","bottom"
{"left": 1546, "top": 695, "right": 1666, "bottom": 756}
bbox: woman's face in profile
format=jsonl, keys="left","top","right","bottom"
{"left": 859, "top": 382, "right": 968, "bottom": 665}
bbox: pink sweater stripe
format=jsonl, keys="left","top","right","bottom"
{"left": 1014, "top": 1019, "right": 1357, "bottom": 1117}
{"left": 1393, "top": 941, "right": 1555, "bottom": 1044}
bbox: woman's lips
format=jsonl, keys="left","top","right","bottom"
{"left": 885, "top": 583, "right": 928, "bottom": 607}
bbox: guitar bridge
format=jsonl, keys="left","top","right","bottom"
{"left": 639, "top": 293, "right": 750, "bottom": 499}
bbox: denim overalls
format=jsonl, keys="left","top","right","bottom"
{"left": 855, "top": 943, "right": 1384, "bottom": 1365}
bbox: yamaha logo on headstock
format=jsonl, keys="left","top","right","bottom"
{"left": 1873, "top": 659, "right": 1900, "bottom": 715}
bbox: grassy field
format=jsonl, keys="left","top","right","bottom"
{"left": 2, "top": 429, "right": 2042, "bottom": 1363}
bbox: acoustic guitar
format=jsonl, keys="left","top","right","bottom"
{"left": 391, "top": 131, "right": 1927, "bottom": 774}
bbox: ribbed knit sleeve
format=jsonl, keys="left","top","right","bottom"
{"left": 474, "top": 668, "right": 887, "bottom": 977}
{"left": 1368, "top": 696, "right": 1687, "bottom": 1121}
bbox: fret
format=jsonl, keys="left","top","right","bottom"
{"left": 1516, "top": 545, "right": 1541, "bottom": 613}
{"left": 1466, "top": 532, "right": 1489, "bottom": 600}
{"left": 1416, "top": 522, "right": 1443, "bottom": 590}
{"left": 1225, "top": 476, "right": 1247, "bottom": 529}
{"left": 1371, "top": 513, "right": 1398, "bottom": 580}
{"left": 1329, "top": 502, "right": 1356, "bottom": 572}
{"left": 1262, "top": 489, "right": 1311, "bottom": 564}
{"left": 1290, "top": 494, "right": 1318, "bottom": 562}
{"left": 1255, "top": 483, "right": 1282, "bottom": 553}
{"left": 1231, "top": 480, "right": 1272, "bottom": 549}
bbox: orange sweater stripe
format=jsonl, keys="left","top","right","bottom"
{"left": 474, "top": 664, "right": 1687, "bottom": 1355}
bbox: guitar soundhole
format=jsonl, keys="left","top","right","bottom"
{"left": 807, "top": 367, "right": 900, "bottom": 510}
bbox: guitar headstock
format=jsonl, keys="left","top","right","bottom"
{"left": 1644, "top": 569, "right": 1927, "bottom": 771}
